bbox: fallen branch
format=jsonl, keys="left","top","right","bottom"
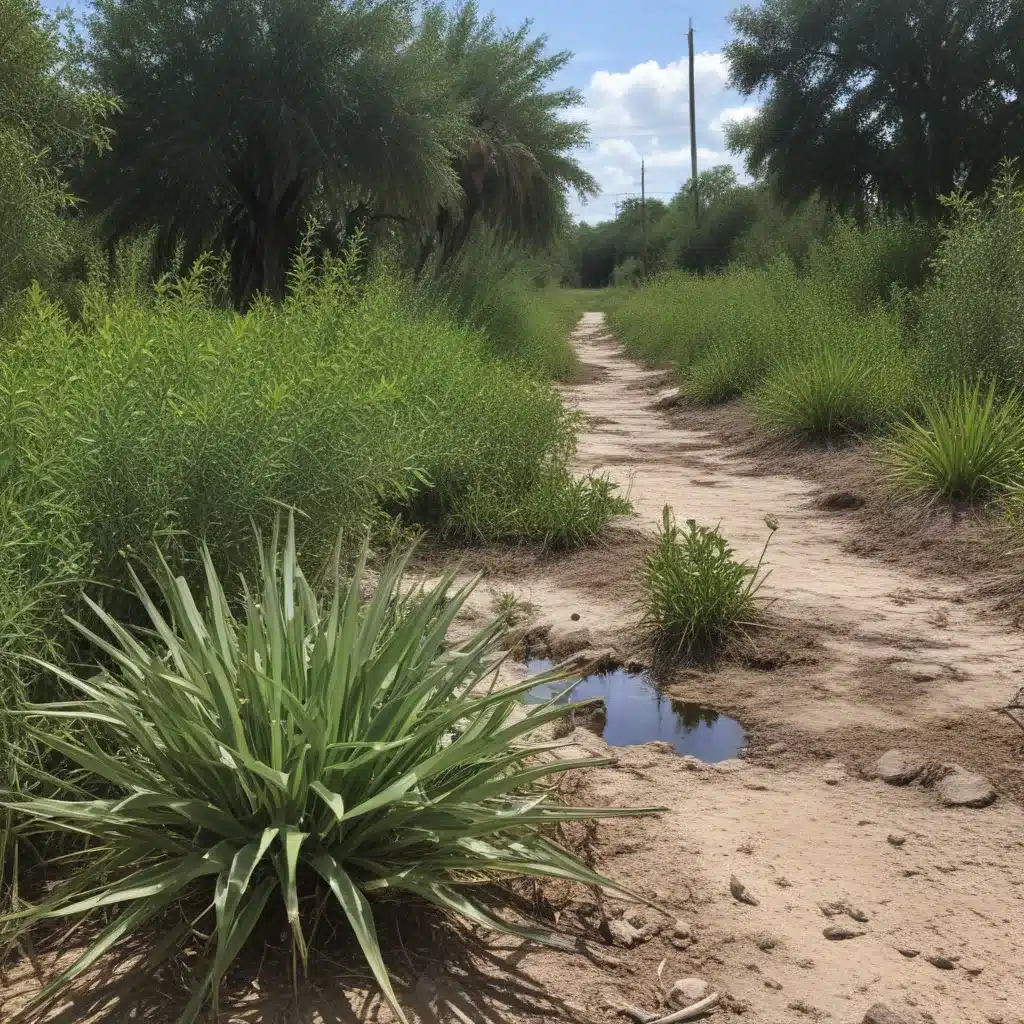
{"left": 614, "top": 992, "right": 720, "bottom": 1023}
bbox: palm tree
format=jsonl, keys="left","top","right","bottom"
{"left": 414, "top": 3, "right": 598, "bottom": 274}
{"left": 83, "top": 0, "right": 463, "bottom": 306}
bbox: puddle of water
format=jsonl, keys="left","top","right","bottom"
{"left": 523, "top": 659, "right": 745, "bottom": 762}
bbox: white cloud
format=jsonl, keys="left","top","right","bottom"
{"left": 568, "top": 53, "right": 756, "bottom": 223}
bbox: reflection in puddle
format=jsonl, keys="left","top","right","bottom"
{"left": 524, "top": 659, "right": 745, "bottom": 763}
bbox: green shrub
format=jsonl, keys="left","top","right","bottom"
{"left": 1, "top": 521, "right": 653, "bottom": 1021}
{"left": 642, "top": 506, "right": 775, "bottom": 658}
{"left": 420, "top": 230, "right": 578, "bottom": 379}
{"left": 881, "top": 380, "right": 1024, "bottom": 502}
{"left": 915, "top": 166, "right": 1024, "bottom": 392}
{"left": 0, "top": 243, "right": 621, "bottom": 717}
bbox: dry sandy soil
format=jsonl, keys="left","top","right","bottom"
{"left": 6, "top": 313, "right": 1024, "bottom": 1024}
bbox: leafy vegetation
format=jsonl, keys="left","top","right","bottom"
{"left": 2, "top": 520, "right": 654, "bottom": 1022}
{"left": 642, "top": 507, "right": 776, "bottom": 658}
{"left": 882, "top": 382, "right": 1024, "bottom": 503}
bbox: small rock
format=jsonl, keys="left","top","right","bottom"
{"left": 797, "top": 958, "right": 815, "bottom": 969}
{"left": 767, "top": 742, "right": 788, "bottom": 754}
{"left": 903, "top": 869, "right": 922, "bottom": 877}
{"left": 887, "top": 833, "right": 907, "bottom": 847}
{"left": 787, "top": 999, "right": 824, "bottom": 1017}
{"left": 935, "top": 768, "right": 997, "bottom": 808}
{"left": 774, "top": 876, "right": 793, "bottom": 888}
{"left": 857, "top": 819, "right": 875, "bottom": 826}
{"left": 667, "top": 977, "right": 710, "bottom": 1009}
{"left": 744, "top": 782, "right": 770, "bottom": 791}
{"left": 873, "top": 749, "right": 927, "bottom": 785}
{"left": 646, "top": 740, "right": 676, "bottom": 754}
{"left": 609, "top": 919, "right": 643, "bottom": 948}
{"left": 755, "top": 932, "right": 778, "bottom": 951}
{"left": 925, "top": 953, "right": 955, "bottom": 970}
{"left": 672, "top": 919, "right": 692, "bottom": 940}
{"left": 650, "top": 388, "right": 683, "bottom": 410}
{"left": 818, "top": 490, "right": 864, "bottom": 511}
{"left": 962, "top": 961, "right": 984, "bottom": 976}
{"left": 640, "top": 919, "right": 665, "bottom": 941}
{"left": 626, "top": 910, "right": 646, "bottom": 929}
{"left": 824, "top": 925, "right": 866, "bottom": 940}
{"left": 764, "top": 979, "right": 783, "bottom": 991}
{"left": 862, "top": 1004, "right": 914, "bottom": 1024}
{"left": 570, "top": 612, "right": 580, "bottom": 621}
{"left": 548, "top": 628, "right": 594, "bottom": 659}
{"left": 986, "top": 1015, "right": 1005, "bottom": 1024}
{"left": 896, "top": 947, "right": 920, "bottom": 958}
{"left": 730, "top": 874, "right": 760, "bottom": 906}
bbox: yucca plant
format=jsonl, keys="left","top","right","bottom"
{"left": 1, "top": 519, "right": 654, "bottom": 1022}
{"left": 642, "top": 506, "right": 776, "bottom": 658}
{"left": 882, "top": 380, "right": 1024, "bottom": 502}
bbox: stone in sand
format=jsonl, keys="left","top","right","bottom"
{"left": 824, "top": 924, "right": 866, "bottom": 940}
{"left": 668, "top": 978, "right": 711, "bottom": 1008}
{"left": 608, "top": 918, "right": 643, "bottom": 948}
{"left": 730, "top": 874, "right": 760, "bottom": 906}
{"left": 673, "top": 919, "right": 693, "bottom": 939}
{"left": 925, "top": 953, "right": 956, "bottom": 969}
{"left": 887, "top": 833, "right": 907, "bottom": 847}
{"left": 934, "top": 768, "right": 997, "bottom": 808}
{"left": 873, "top": 749, "right": 926, "bottom": 785}
{"left": 650, "top": 388, "right": 683, "bottom": 410}
{"left": 862, "top": 1005, "right": 914, "bottom": 1024}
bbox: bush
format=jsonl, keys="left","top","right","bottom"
{"left": 881, "top": 381, "right": 1024, "bottom": 502}
{"left": 915, "top": 166, "right": 1024, "bottom": 392}
{"left": 1, "top": 521, "right": 652, "bottom": 1021}
{"left": 642, "top": 506, "right": 775, "bottom": 658}
{"left": 0, "top": 243, "right": 623, "bottom": 713}
{"left": 420, "top": 230, "right": 579, "bottom": 379}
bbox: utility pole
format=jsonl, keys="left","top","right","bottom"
{"left": 641, "top": 159, "right": 648, "bottom": 280}
{"left": 688, "top": 19, "right": 699, "bottom": 226}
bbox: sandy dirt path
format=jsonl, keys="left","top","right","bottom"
{"left": 452, "top": 313, "right": 1024, "bottom": 1024}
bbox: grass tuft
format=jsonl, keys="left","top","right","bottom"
{"left": 881, "top": 380, "right": 1024, "bottom": 502}
{"left": 642, "top": 506, "right": 775, "bottom": 659}
{"left": 0, "top": 518, "right": 656, "bottom": 1022}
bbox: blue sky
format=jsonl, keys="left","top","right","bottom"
{"left": 49, "top": 0, "right": 756, "bottom": 224}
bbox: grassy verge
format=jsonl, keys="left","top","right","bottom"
{"left": 0, "top": 244, "right": 629, "bottom": 719}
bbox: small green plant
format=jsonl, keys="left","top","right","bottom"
{"left": 642, "top": 507, "right": 776, "bottom": 658}
{"left": 881, "top": 380, "right": 1024, "bottom": 502}
{"left": 756, "top": 346, "right": 883, "bottom": 436}
{"left": 1, "top": 520, "right": 654, "bottom": 1022}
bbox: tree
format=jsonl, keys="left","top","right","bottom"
{"left": 726, "top": 0, "right": 1024, "bottom": 215}
{"left": 414, "top": 3, "right": 598, "bottom": 273}
{"left": 83, "top": 0, "right": 463, "bottom": 306}
{"left": 0, "top": 0, "right": 111, "bottom": 302}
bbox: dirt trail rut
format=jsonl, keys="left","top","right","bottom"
{"left": 471, "top": 314, "right": 1024, "bottom": 1024}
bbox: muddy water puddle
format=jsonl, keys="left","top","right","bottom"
{"left": 524, "top": 659, "right": 745, "bottom": 762}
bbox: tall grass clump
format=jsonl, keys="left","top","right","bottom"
{"left": 914, "top": 165, "right": 1024, "bottom": 392}
{"left": 421, "top": 230, "right": 579, "bottom": 379}
{"left": 642, "top": 506, "right": 776, "bottom": 659}
{"left": 0, "top": 520, "right": 654, "bottom": 1021}
{"left": 882, "top": 381, "right": 1024, "bottom": 502}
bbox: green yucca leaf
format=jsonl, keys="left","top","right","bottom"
{"left": 2, "top": 515, "right": 657, "bottom": 1022}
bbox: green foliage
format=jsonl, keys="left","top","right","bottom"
{"left": 415, "top": 2, "right": 596, "bottom": 269}
{"left": 726, "top": 0, "right": 1024, "bottom": 215}
{"left": 0, "top": 0, "right": 112, "bottom": 303}
{"left": 882, "top": 381, "right": 1024, "bottom": 502}
{"left": 1, "top": 520, "right": 653, "bottom": 1022}
{"left": 643, "top": 507, "right": 775, "bottom": 658}
{"left": 418, "top": 229, "right": 579, "bottom": 378}
{"left": 610, "top": 219, "right": 923, "bottom": 434}
{"left": 0, "top": 245, "right": 619, "bottom": 723}
{"left": 915, "top": 166, "right": 1024, "bottom": 391}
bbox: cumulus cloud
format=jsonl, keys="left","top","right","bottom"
{"left": 568, "top": 53, "right": 758, "bottom": 223}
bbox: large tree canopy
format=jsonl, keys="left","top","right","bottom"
{"left": 726, "top": 0, "right": 1024, "bottom": 214}
{"left": 80, "top": 0, "right": 594, "bottom": 304}
{"left": 83, "top": 0, "right": 464, "bottom": 305}
{"left": 414, "top": 3, "right": 597, "bottom": 272}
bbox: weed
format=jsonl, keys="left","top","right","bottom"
{"left": 0, "top": 519, "right": 656, "bottom": 1022}
{"left": 882, "top": 380, "right": 1024, "bottom": 502}
{"left": 642, "top": 507, "right": 775, "bottom": 659}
